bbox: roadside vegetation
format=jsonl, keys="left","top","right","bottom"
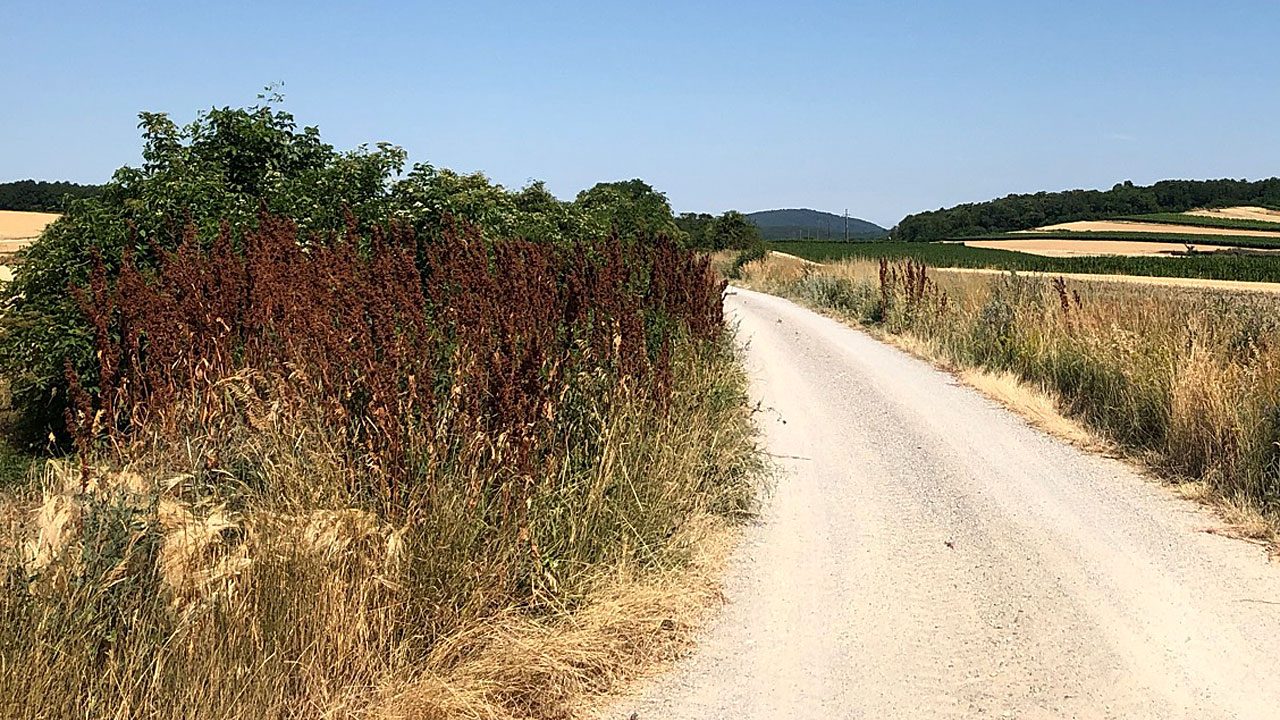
{"left": 741, "top": 253, "right": 1280, "bottom": 535}
{"left": 0, "top": 97, "right": 762, "bottom": 718}
{"left": 771, "top": 241, "right": 1280, "bottom": 283}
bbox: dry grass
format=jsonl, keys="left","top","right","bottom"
{"left": 0, "top": 341, "right": 759, "bottom": 719}
{"left": 0, "top": 210, "right": 59, "bottom": 242}
{"left": 956, "top": 369, "right": 1100, "bottom": 450}
{"left": 0, "top": 220, "right": 762, "bottom": 718}
{"left": 739, "top": 252, "right": 1280, "bottom": 545}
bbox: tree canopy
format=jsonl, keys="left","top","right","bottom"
{"left": 0, "top": 180, "right": 102, "bottom": 212}
{"left": 676, "top": 211, "right": 763, "bottom": 250}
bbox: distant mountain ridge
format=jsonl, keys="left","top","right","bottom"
{"left": 747, "top": 208, "right": 887, "bottom": 241}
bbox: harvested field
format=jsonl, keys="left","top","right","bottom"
{"left": 1022, "top": 220, "right": 1280, "bottom": 238}
{"left": 1188, "top": 206, "right": 1280, "bottom": 223}
{"left": 0, "top": 211, "right": 59, "bottom": 242}
{"left": 961, "top": 238, "right": 1274, "bottom": 258}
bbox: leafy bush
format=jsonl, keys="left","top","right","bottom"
{"left": 1, "top": 97, "right": 689, "bottom": 443}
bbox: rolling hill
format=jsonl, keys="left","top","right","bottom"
{"left": 747, "top": 209, "right": 887, "bottom": 241}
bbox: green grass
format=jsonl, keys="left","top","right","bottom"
{"left": 1118, "top": 212, "right": 1280, "bottom": 233}
{"left": 770, "top": 241, "right": 1280, "bottom": 283}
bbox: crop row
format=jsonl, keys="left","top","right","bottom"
{"left": 769, "top": 241, "right": 1280, "bottom": 283}
{"left": 1118, "top": 212, "right": 1280, "bottom": 233}
{"left": 957, "top": 230, "right": 1280, "bottom": 249}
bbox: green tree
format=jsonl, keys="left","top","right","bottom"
{"left": 574, "top": 179, "right": 681, "bottom": 242}
{"left": 675, "top": 212, "right": 714, "bottom": 247}
{"left": 703, "top": 211, "right": 762, "bottom": 250}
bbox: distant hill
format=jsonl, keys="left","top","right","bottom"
{"left": 894, "top": 178, "right": 1280, "bottom": 242}
{"left": 747, "top": 209, "right": 887, "bottom": 241}
{"left": 0, "top": 180, "right": 103, "bottom": 213}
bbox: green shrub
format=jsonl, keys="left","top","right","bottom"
{"left": 0, "top": 96, "right": 689, "bottom": 444}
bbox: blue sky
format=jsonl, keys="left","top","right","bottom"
{"left": 3, "top": 1, "right": 1278, "bottom": 227}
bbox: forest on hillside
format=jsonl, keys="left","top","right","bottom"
{"left": 894, "top": 178, "right": 1280, "bottom": 241}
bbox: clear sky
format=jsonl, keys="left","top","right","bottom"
{"left": 4, "top": 1, "right": 1278, "bottom": 227}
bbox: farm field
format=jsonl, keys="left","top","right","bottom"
{"left": 0, "top": 210, "right": 58, "bottom": 242}
{"left": 1189, "top": 206, "right": 1280, "bottom": 223}
{"left": 961, "top": 237, "right": 1278, "bottom": 258}
{"left": 967, "top": 229, "right": 1280, "bottom": 250}
{"left": 0, "top": 210, "right": 59, "bottom": 280}
{"left": 1021, "top": 219, "right": 1280, "bottom": 238}
{"left": 1118, "top": 211, "right": 1280, "bottom": 233}
{"left": 769, "top": 240, "right": 1280, "bottom": 283}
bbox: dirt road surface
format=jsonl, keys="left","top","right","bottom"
{"left": 606, "top": 287, "right": 1280, "bottom": 719}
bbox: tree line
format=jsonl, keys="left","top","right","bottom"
{"left": 893, "top": 178, "right": 1280, "bottom": 242}
{"left": 0, "top": 180, "right": 103, "bottom": 212}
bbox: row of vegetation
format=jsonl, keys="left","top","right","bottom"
{"left": 772, "top": 241, "right": 1280, "bottom": 283}
{"left": 0, "top": 179, "right": 103, "bottom": 213}
{"left": 894, "top": 178, "right": 1280, "bottom": 241}
{"left": 2, "top": 103, "right": 757, "bottom": 443}
{"left": 0, "top": 98, "right": 761, "bottom": 718}
{"left": 1118, "top": 212, "right": 1280, "bottom": 233}
{"left": 964, "top": 230, "right": 1280, "bottom": 250}
{"left": 741, "top": 254, "right": 1280, "bottom": 527}
{"left": 676, "top": 210, "right": 764, "bottom": 250}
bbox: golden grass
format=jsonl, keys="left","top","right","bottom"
{"left": 956, "top": 369, "right": 1100, "bottom": 450}
{"left": 1023, "top": 219, "right": 1280, "bottom": 238}
{"left": 0, "top": 341, "right": 761, "bottom": 719}
{"left": 0, "top": 210, "right": 59, "bottom": 242}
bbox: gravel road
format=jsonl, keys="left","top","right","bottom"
{"left": 607, "top": 287, "right": 1280, "bottom": 719}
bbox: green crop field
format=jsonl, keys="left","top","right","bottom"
{"left": 769, "top": 241, "right": 1280, "bottom": 283}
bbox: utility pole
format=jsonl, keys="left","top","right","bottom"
{"left": 844, "top": 209, "right": 849, "bottom": 242}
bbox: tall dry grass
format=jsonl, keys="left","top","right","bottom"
{"left": 742, "top": 253, "right": 1280, "bottom": 526}
{"left": 0, "top": 218, "right": 761, "bottom": 719}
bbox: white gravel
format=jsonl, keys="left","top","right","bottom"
{"left": 605, "top": 287, "right": 1280, "bottom": 719}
